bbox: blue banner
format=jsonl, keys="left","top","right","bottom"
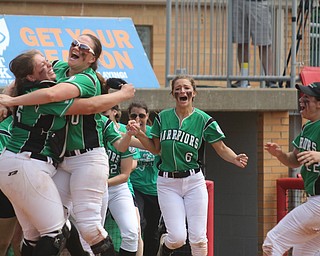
{"left": 0, "top": 15, "right": 159, "bottom": 88}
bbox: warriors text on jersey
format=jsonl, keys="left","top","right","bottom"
{"left": 293, "top": 120, "right": 320, "bottom": 196}
{"left": 53, "top": 60, "right": 104, "bottom": 150}
{"left": 151, "top": 107, "right": 225, "bottom": 172}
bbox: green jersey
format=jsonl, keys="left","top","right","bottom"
{"left": 0, "top": 116, "right": 13, "bottom": 154}
{"left": 53, "top": 60, "right": 104, "bottom": 150}
{"left": 131, "top": 125, "right": 160, "bottom": 196}
{"left": 151, "top": 107, "right": 225, "bottom": 172}
{"left": 293, "top": 120, "right": 320, "bottom": 196}
{"left": 6, "top": 80, "right": 73, "bottom": 162}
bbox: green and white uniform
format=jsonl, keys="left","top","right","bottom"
{"left": 51, "top": 60, "right": 109, "bottom": 245}
{"left": 152, "top": 107, "right": 225, "bottom": 254}
{"left": 103, "top": 120, "right": 139, "bottom": 252}
{"left": 0, "top": 80, "right": 73, "bottom": 242}
{"left": 264, "top": 119, "right": 320, "bottom": 255}
{"left": 0, "top": 116, "right": 15, "bottom": 219}
{"left": 293, "top": 120, "right": 320, "bottom": 196}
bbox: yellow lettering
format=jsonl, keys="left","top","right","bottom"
{"left": 20, "top": 27, "right": 39, "bottom": 46}
{"left": 113, "top": 51, "right": 133, "bottom": 69}
{"left": 113, "top": 30, "right": 133, "bottom": 48}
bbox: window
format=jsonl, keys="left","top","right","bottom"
{"left": 135, "top": 25, "right": 152, "bottom": 64}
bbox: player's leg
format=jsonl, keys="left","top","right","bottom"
{"left": 109, "top": 184, "right": 138, "bottom": 255}
{"left": 184, "top": 173, "right": 208, "bottom": 256}
{"left": 0, "top": 188, "right": 17, "bottom": 256}
{"left": 66, "top": 149, "right": 116, "bottom": 255}
{"left": 53, "top": 168, "right": 90, "bottom": 256}
{"left": 134, "top": 205, "right": 144, "bottom": 256}
{"left": 11, "top": 221, "right": 23, "bottom": 256}
{"left": 142, "top": 193, "right": 161, "bottom": 256}
{"left": 263, "top": 196, "right": 320, "bottom": 255}
{"left": 157, "top": 176, "right": 187, "bottom": 253}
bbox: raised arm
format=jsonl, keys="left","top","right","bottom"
{"left": 135, "top": 130, "right": 161, "bottom": 155}
{"left": 0, "top": 83, "right": 80, "bottom": 107}
{"left": 211, "top": 140, "right": 248, "bottom": 168}
{"left": 66, "top": 84, "right": 135, "bottom": 115}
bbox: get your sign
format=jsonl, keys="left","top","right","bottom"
{"left": 0, "top": 15, "right": 159, "bottom": 88}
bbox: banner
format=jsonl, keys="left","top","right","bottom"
{"left": 0, "top": 15, "right": 160, "bottom": 88}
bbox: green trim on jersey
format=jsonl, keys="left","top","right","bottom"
{"left": 6, "top": 82, "right": 73, "bottom": 161}
{"left": 130, "top": 125, "right": 159, "bottom": 196}
{"left": 151, "top": 107, "right": 225, "bottom": 172}
{"left": 53, "top": 60, "right": 104, "bottom": 150}
{"left": 0, "top": 116, "right": 13, "bottom": 154}
{"left": 293, "top": 120, "right": 320, "bottom": 196}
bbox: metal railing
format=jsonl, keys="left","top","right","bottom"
{"left": 165, "top": 0, "right": 319, "bottom": 88}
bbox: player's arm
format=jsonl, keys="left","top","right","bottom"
{"left": 0, "top": 83, "right": 80, "bottom": 107}
{"left": 211, "top": 140, "right": 248, "bottom": 168}
{"left": 0, "top": 81, "right": 15, "bottom": 120}
{"left": 135, "top": 130, "right": 161, "bottom": 155}
{"left": 265, "top": 142, "right": 300, "bottom": 168}
{"left": 65, "top": 84, "right": 135, "bottom": 115}
{"left": 111, "top": 121, "right": 138, "bottom": 153}
{"left": 108, "top": 157, "right": 134, "bottom": 187}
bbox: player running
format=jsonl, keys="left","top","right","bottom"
{"left": 134, "top": 75, "right": 248, "bottom": 256}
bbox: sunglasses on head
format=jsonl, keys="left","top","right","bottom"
{"left": 71, "top": 39, "right": 95, "bottom": 56}
{"left": 129, "top": 113, "right": 146, "bottom": 119}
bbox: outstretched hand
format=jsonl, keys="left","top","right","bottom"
{"left": 264, "top": 142, "right": 282, "bottom": 157}
{"left": 235, "top": 153, "right": 248, "bottom": 168}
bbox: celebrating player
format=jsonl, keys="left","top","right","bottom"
{"left": 134, "top": 75, "right": 248, "bottom": 256}
{"left": 128, "top": 101, "right": 162, "bottom": 256}
{"left": 262, "top": 82, "right": 320, "bottom": 255}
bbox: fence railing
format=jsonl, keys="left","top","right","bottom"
{"left": 165, "top": 0, "right": 320, "bottom": 88}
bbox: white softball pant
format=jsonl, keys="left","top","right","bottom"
{"left": 263, "top": 195, "right": 320, "bottom": 256}
{"left": 0, "top": 150, "right": 66, "bottom": 241}
{"left": 157, "top": 171, "right": 208, "bottom": 256}
{"left": 108, "top": 183, "right": 139, "bottom": 252}
{"left": 53, "top": 147, "right": 109, "bottom": 246}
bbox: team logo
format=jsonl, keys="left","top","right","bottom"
{"left": 8, "top": 170, "right": 18, "bottom": 176}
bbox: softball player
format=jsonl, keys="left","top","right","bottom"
{"left": 263, "top": 82, "right": 320, "bottom": 255}
{"left": 0, "top": 50, "right": 74, "bottom": 255}
{"left": 0, "top": 115, "right": 18, "bottom": 256}
{"left": 0, "top": 37, "right": 135, "bottom": 256}
{"left": 104, "top": 115, "right": 139, "bottom": 256}
{"left": 135, "top": 75, "right": 248, "bottom": 256}
{"left": 128, "top": 101, "right": 162, "bottom": 256}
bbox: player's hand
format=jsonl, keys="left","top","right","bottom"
{"left": 297, "top": 151, "right": 320, "bottom": 167}
{"left": 264, "top": 142, "right": 282, "bottom": 157}
{"left": 120, "top": 84, "right": 135, "bottom": 100}
{"left": 235, "top": 153, "right": 248, "bottom": 168}
{"left": 126, "top": 120, "right": 140, "bottom": 136}
{"left": 0, "top": 94, "right": 13, "bottom": 107}
{"left": 0, "top": 104, "right": 9, "bottom": 121}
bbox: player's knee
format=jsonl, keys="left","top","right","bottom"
{"left": 33, "top": 223, "right": 70, "bottom": 256}
{"left": 190, "top": 241, "right": 207, "bottom": 256}
{"left": 167, "top": 239, "right": 185, "bottom": 250}
{"left": 78, "top": 223, "right": 107, "bottom": 245}
{"left": 120, "top": 227, "right": 139, "bottom": 251}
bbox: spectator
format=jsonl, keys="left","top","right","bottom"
{"left": 231, "top": 0, "right": 278, "bottom": 88}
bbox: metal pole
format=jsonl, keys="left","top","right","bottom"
{"left": 165, "top": 0, "right": 172, "bottom": 87}
{"left": 291, "top": 0, "right": 297, "bottom": 87}
{"left": 227, "top": 0, "right": 233, "bottom": 87}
